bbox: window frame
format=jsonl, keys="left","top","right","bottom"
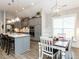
{"left": 52, "top": 14, "right": 77, "bottom": 40}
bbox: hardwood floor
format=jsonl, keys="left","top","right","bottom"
{"left": 72, "top": 48, "right": 79, "bottom": 59}
{"left": 0, "top": 41, "right": 79, "bottom": 59}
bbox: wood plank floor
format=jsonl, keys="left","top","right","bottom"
{"left": 0, "top": 41, "right": 79, "bottom": 59}
{"left": 72, "top": 48, "right": 79, "bottom": 59}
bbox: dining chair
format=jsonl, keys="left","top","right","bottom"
{"left": 67, "top": 37, "right": 74, "bottom": 59}
{"left": 40, "top": 37, "right": 59, "bottom": 59}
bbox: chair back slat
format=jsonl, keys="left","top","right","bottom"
{"left": 40, "top": 37, "right": 53, "bottom": 53}
{"left": 68, "top": 37, "right": 73, "bottom": 51}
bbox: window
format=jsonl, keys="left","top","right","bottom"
{"left": 52, "top": 14, "right": 76, "bottom": 39}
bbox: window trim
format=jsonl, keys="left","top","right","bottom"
{"left": 52, "top": 14, "right": 77, "bottom": 41}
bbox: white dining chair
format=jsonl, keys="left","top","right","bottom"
{"left": 40, "top": 37, "right": 59, "bottom": 59}
{"left": 67, "top": 37, "right": 74, "bottom": 59}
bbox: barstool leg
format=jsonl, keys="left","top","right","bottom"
{"left": 7, "top": 41, "right": 10, "bottom": 55}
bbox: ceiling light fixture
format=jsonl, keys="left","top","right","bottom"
{"left": 51, "top": 0, "right": 61, "bottom": 17}
{"left": 53, "top": 8, "right": 59, "bottom": 13}
{"left": 11, "top": 19, "right": 15, "bottom": 23}
{"left": 16, "top": 10, "right": 18, "bottom": 12}
{"left": 53, "top": 0, "right": 59, "bottom": 13}
{"left": 15, "top": 17, "right": 20, "bottom": 22}
{"left": 7, "top": 20, "right": 12, "bottom": 24}
{"left": 32, "top": 3, "right": 34, "bottom": 5}
{"left": 22, "top": 8, "right": 25, "bottom": 10}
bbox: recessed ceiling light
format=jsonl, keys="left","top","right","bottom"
{"left": 32, "top": 3, "right": 34, "bottom": 5}
{"left": 16, "top": 10, "right": 18, "bottom": 12}
{"left": 22, "top": 8, "right": 25, "bottom": 10}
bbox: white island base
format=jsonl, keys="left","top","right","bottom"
{"left": 9, "top": 33, "right": 30, "bottom": 54}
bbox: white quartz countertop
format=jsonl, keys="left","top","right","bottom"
{"left": 4, "top": 33, "right": 30, "bottom": 37}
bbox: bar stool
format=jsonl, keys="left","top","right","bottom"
{"left": 5, "top": 35, "right": 15, "bottom": 55}
{"left": 0, "top": 34, "right": 6, "bottom": 50}
{"left": 9, "top": 36, "right": 15, "bottom": 55}
{"left": 0, "top": 34, "right": 3, "bottom": 49}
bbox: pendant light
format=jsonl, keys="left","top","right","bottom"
{"left": 15, "top": 17, "right": 20, "bottom": 22}
{"left": 11, "top": 19, "right": 15, "bottom": 23}
{"left": 7, "top": 20, "right": 12, "bottom": 24}
{"left": 53, "top": 0, "right": 59, "bottom": 13}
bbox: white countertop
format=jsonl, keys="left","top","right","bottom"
{"left": 4, "top": 33, "right": 30, "bottom": 37}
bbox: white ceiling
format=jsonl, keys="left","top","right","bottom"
{"left": 0, "top": 0, "right": 79, "bottom": 17}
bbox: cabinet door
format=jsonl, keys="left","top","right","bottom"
{"left": 35, "top": 25, "right": 41, "bottom": 41}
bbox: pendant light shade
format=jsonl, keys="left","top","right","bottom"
{"left": 7, "top": 17, "right": 20, "bottom": 24}
{"left": 15, "top": 17, "right": 20, "bottom": 22}
{"left": 7, "top": 20, "right": 12, "bottom": 24}
{"left": 11, "top": 19, "right": 15, "bottom": 23}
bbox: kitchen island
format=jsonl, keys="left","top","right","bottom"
{"left": 8, "top": 33, "right": 30, "bottom": 54}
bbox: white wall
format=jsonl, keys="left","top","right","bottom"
{"left": 41, "top": 10, "right": 53, "bottom": 37}
{"left": 73, "top": 12, "right": 79, "bottom": 48}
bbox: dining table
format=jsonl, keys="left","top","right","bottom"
{"left": 53, "top": 40, "right": 69, "bottom": 59}
{"left": 39, "top": 39, "right": 70, "bottom": 59}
